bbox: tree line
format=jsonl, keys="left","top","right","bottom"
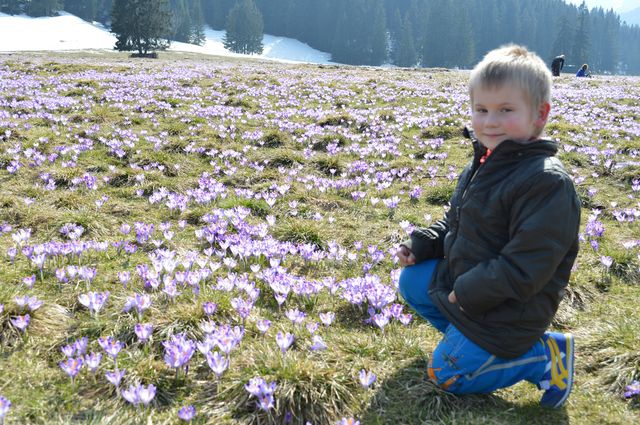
{"left": 2, "top": 0, "right": 640, "bottom": 74}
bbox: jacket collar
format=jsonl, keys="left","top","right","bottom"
{"left": 463, "top": 126, "right": 558, "bottom": 164}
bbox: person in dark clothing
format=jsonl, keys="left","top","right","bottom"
{"left": 551, "top": 54, "right": 565, "bottom": 76}
{"left": 396, "top": 45, "right": 580, "bottom": 408}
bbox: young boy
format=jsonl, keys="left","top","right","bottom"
{"left": 397, "top": 45, "right": 581, "bottom": 408}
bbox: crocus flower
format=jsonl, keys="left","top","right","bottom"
{"left": 11, "top": 314, "right": 30, "bottom": 332}
{"left": 0, "top": 395, "right": 11, "bottom": 421}
{"left": 106, "top": 369, "right": 125, "bottom": 387}
{"left": 60, "top": 345, "right": 74, "bottom": 359}
{"left": 245, "top": 377, "right": 266, "bottom": 397}
{"left": 256, "top": 319, "right": 271, "bottom": 334}
{"left": 276, "top": 331, "right": 294, "bottom": 354}
{"left": 600, "top": 256, "right": 613, "bottom": 268}
{"left": 202, "top": 301, "right": 217, "bottom": 316}
{"left": 59, "top": 357, "right": 84, "bottom": 379}
{"left": 163, "top": 333, "right": 196, "bottom": 370}
{"left": 319, "top": 312, "right": 335, "bottom": 326}
{"left": 98, "top": 336, "right": 124, "bottom": 359}
{"left": 206, "top": 350, "right": 229, "bottom": 378}
{"left": 338, "top": 418, "right": 360, "bottom": 425}
{"left": 245, "top": 377, "right": 277, "bottom": 411}
{"left": 22, "top": 275, "right": 36, "bottom": 288}
{"left": 135, "top": 323, "right": 154, "bottom": 343}
{"left": 84, "top": 352, "right": 102, "bottom": 373}
{"left": 15, "top": 295, "right": 43, "bottom": 311}
{"left": 138, "top": 384, "right": 156, "bottom": 405}
{"left": 74, "top": 337, "right": 89, "bottom": 356}
{"left": 358, "top": 369, "right": 377, "bottom": 388}
{"left": 78, "top": 291, "right": 110, "bottom": 315}
{"left": 624, "top": 380, "right": 640, "bottom": 398}
{"left": 178, "top": 405, "right": 196, "bottom": 422}
{"left": 122, "top": 383, "right": 155, "bottom": 406}
{"left": 310, "top": 335, "right": 328, "bottom": 351}
{"left": 122, "top": 385, "right": 140, "bottom": 405}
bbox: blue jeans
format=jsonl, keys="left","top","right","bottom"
{"left": 398, "top": 259, "right": 547, "bottom": 394}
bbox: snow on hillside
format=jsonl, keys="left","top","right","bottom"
{"left": 0, "top": 11, "right": 333, "bottom": 65}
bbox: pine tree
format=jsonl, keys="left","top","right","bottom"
{"left": 369, "top": 0, "right": 388, "bottom": 65}
{"left": 571, "top": 2, "right": 590, "bottom": 68}
{"left": 27, "top": 0, "right": 62, "bottom": 17}
{"left": 223, "top": 0, "right": 264, "bottom": 54}
{"left": 0, "top": 0, "right": 26, "bottom": 14}
{"left": 188, "top": 0, "right": 206, "bottom": 45}
{"left": 64, "top": 0, "right": 98, "bottom": 21}
{"left": 395, "top": 13, "right": 417, "bottom": 67}
{"left": 551, "top": 15, "right": 573, "bottom": 66}
{"left": 95, "top": 0, "right": 113, "bottom": 24}
{"left": 171, "top": 0, "right": 192, "bottom": 43}
{"left": 111, "top": 0, "right": 172, "bottom": 56}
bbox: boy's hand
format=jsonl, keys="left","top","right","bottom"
{"left": 448, "top": 290, "right": 465, "bottom": 311}
{"left": 396, "top": 245, "right": 416, "bottom": 267}
{"left": 448, "top": 290, "right": 457, "bottom": 304}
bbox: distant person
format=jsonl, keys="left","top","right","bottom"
{"left": 576, "top": 63, "right": 591, "bottom": 77}
{"left": 551, "top": 54, "right": 565, "bottom": 76}
{"left": 397, "top": 44, "right": 580, "bottom": 408}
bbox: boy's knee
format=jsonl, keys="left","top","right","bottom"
{"left": 398, "top": 268, "right": 414, "bottom": 299}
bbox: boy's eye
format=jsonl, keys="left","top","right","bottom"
{"left": 501, "top": 108, "right": 513, "bottom": 112}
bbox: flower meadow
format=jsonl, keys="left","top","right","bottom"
{"left": 0, "top": 52, "right": 639, "bottom": 424}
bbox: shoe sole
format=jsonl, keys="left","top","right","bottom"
{"left": 553, "top": 333, "right": 574, "bottom": 408}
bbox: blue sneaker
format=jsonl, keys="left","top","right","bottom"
{"left": 539, "top": 332, "right": 575, "bottom": 408}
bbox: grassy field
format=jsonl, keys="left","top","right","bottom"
{"left": 0, "top": 51, "right": 639, "bottom": 425}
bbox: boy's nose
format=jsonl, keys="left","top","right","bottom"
{"left": 485, "top": 112, "right": 499, "bottom": 126}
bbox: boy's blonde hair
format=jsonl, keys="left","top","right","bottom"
{"left": 469, "top": 44, "right": 552, "bottom": 113}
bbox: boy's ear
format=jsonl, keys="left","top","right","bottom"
{"left": 535, "top": 102, "right": 551, "bottom": 127}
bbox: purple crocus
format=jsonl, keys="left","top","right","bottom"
{"left": 178, "top": 405, "right": 196, "bottom": 422}
{"left": 163, "top": 333, "right": 196, "bottom": 371}
{"left": 78, "top": 291, "right": 110, "bottom": 315}
{"left": 84, "top": 352, "right": 102, "bottom": 373}
{"left": 122, "top": 383, "right": 156, "bottom": 406}
{"left": 319, "top": 311, "right": 335, "bottom": 326}
{"left": 59, "top": 357, "right": 84, "bottom": 380}
{"left": 123, "top": 293, "right": 151, "bottom": 315}
{"left": 245, "top": 377, "right": 277, "bottom": 412}
{"left": 135, "top": 323, "right": 154, "bottom": 343}
{"left": 105, "top": 369, "right": 126, "bottom": 387}
{"left": 202, "top": 301, "right": 217, "bottom": 316}
{"left": 15, "top": 295, "right": 43, "bottom": 311}
{"left": 22, "top": 275, "right": 36, "bottom": 288}
{"left": 624, "top": 380, "right": 640, "bottom": 399}
{"left": 11, "top": 314, "right": 30, "bottom": 332}
{"left": 206, "top": 350, "right": 229, "bottom": 378}
{"left": 275, "top": 331, "right": 294, "bottom": 355}
{"left": 358, "top": 369, "right": 377, "bottom": 388}
{"left": 256, "top": 319, "right": 271, "bottom": 334}
{"left": 309, "top": 335, "right": 328, "bottom": 351}
{"left": 0, "top": 395, "right": 11, "bottom": 421}
{"left": 98, "top": 336, "right": 124, "bottom": 360}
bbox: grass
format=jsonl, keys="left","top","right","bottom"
{"left": 0, "top": 51, "right": 639, "bottom": 424}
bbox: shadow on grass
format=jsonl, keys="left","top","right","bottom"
{"left": 361, "top": 358, "right": 570, "bottom": 425}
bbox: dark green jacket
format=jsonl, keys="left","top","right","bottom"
{"left": 407, "top": 130, "right": 580, "bottom": 358}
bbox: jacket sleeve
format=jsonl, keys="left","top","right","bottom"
{"left": 405, "top": 217, "right": 449, "bottom": 263}
{"left": 453, "top": 170, "right": 580, "bottom": 315}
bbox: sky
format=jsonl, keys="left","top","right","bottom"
{"left": 0, "top": 12, "right": 333, "bottom": 65}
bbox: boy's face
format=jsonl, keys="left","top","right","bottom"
{"left": 471, "top": 84, "right": 550, "bottom": 150}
